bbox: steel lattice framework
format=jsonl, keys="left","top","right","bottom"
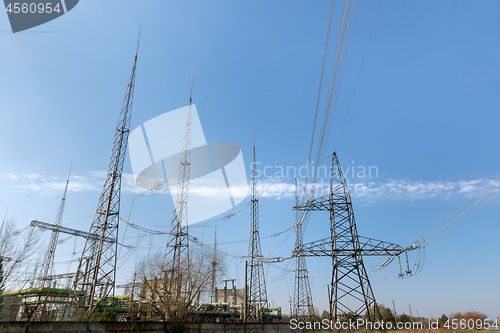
{"left": 294, "top": 152, "right": 406, "bottom": 322}
{"left": 31, "top": 220, "right": 116, "bottom": 244}
{"left": 210, "top": 230, "right": 217, "bottom": 303}
{"left": 293, "top": 179, "right": 314, "bottom": 320}
{"left": 163, "top": 84, "right": 193, "bottom": 301}
{"left": 247, "top": 142, "right": 268, "bottom": 321}
{"left": 69, "top": 40, "right": 139, "bottom": 314}
{"left": 38, "top": 167, "right": 71, "bottom": 288}
{"left": 29, "top": 168, "right": 72, "bottom": 321}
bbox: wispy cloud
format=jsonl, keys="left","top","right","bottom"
{"left": 1, "top": 171, "right": 498, "bottom": 205}
{"left": 0, "top": 172, "right": 101, "bottom": 196}
{"left": 351, "top": 179, "right": 474, "bottom": 203}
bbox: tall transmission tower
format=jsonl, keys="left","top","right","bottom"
{"left": 325, "top": 153, "right": 376, "bottom": 321}
{"left": 70, "top": 34, "right": 140, "bottom": 314}
{"left": 247, "top": 136, "right": 268, "bottom": 321}
{"left": 293, "top": 178, "right": 314, "bottom": 320}
{"left": 163, "top": 80, "right": 193, "bottom": 302}
{"left": 30, "top": 166, "right": 72, "bottom": 321}
{"left": 295, "top": 152, "right": 410, "bottom": 322}
{"left": 38, "top": 165, "right": 71, "bottom": 288}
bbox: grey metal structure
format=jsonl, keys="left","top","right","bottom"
{"left": 294, "top": 152, "right": 408, "bottom": 322}
{"left": 210, "top": 230, "right": 217, "bottom": 303}
{"left": 29, "top": 171, "right": 71, "bottom": 321}
{"left": 292, "top": 178, "right": 314, "bottom": 320}
{"left": 246, "top": 140, "right": 268, "bottom": 321}
{"left": 69, "top": 36, "right": 140, "bottom": 314}
{"left": 31, "top": 220, "right": 115, "bottom": 244}
{"left": 38, "top": 273, "right": 75, "bottom": 281}
{"left": 37, "top": 168, "right": 71, "bottom": 288}
{"left": 163, "top": 82, "right": 193, "bottom": 301}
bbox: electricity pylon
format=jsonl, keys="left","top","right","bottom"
{"left": 69, "top": 34, "right": 140, "bottom": 315}
{"left": 163, "top": 81, "right": 193, "bottom": 302}
{"left": 295, "top": 152, "right": 408, "bottom": 322}
{"left": 31, "top": 166, "right": 71, "bottom": 321}
{"left": 38, "top": 165, "right": 71, "bottom": 288}
{"left": 247, "top": 137, "right": 268, "bottom": 321}
{"left": 293, "top": 178, "right": 314, "bottom": 320}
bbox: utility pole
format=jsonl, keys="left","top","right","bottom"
{"left": 247, "top": 131, "right": 268, "bottom": 322}
{"left": 69, "top": 31, "right": 140, "bottom": 316}
{"left": 393, "top": 300, "right": 397, "bottom": 323}
{"left": 130, "top": 273, "right": 136, "bottom": 313}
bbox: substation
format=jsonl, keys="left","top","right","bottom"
{"left": 1, "top": 0, "right": 496, "bottom": 330}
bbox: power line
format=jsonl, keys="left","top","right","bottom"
{"left": 335, "top": 0, "right": 382, "bottom": 150}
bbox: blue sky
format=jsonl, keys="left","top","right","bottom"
{"left": 1, "top": 0, "right": 499, "bottom": 319}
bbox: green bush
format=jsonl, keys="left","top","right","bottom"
{"left": 74, "top": 308, "right": 88, "bottom": 321}
{"left": 98, "top": 308, "right": 117, "bottom": 322}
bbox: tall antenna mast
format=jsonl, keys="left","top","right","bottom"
{"left": 30, "top": 165, "right": 72, "bottom": 321}
{"left": 247, "top": 129, "right": 268, "bottom": 321}
{"left": 164, "top": 77, "right": 193, "bottom": 302}
{"left": 38, "top": 164, "right": 72, "bottom": 288}
{"left": 70, "top": 30, "right": 140, "bottom": 315}
{"left": 210, "top": 230, "right": 217, "bottom": 303}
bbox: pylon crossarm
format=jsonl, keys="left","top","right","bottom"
{"left": 293, "top": 194, "right": 347, "bottom": 211}
{"left": 257, "top": 256, "right": 284, "bottom": 263}
{"left": 38, "top": 273, "right": 75, "bottom": 281}
{"left": 31, "top": 220, "right": 116, "bottom": 243}
{"left": 295, "top": 236, "right": 407, "bottom": 257}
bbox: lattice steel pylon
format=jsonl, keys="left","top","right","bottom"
{"left": 246, "top": 138, "right": 268, "bottom": 321}
{"left": 210, "top": 230, "right": 217, "bottom": 303}
{"left": 295, "top": 153, "right": 408, "bottom": 322}
{"left": 324, "top": 153, "right": 376, "bottom": 321}
{"left": 293, "top": 178, "right": 314, "bottom": 320}
{"left": 38, "top": 165, "right": 71, "bottom": 288}
{"left": 69, "top": 35, "right": 140, "bottom": 315}
{"left": 30, "top": 166, "right": 72, "bottom": 321}
{"left": 163, "top": 81, "right": 193, "bottom": 302}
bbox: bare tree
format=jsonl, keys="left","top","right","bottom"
{"left": 0, "top": 216, "right": 42, "bottom": 320}
{"left": 135, "top": 244, "right": 225, "bottom": 332}
{"left": 451, "top": 311, "right": 487, "bottom": 322}
{"left": 0, "top": 217, "right": 41, "bottom": 291}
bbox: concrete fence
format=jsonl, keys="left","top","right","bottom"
{"left": 0, "top": 321, "right": 297, "bottom": 333}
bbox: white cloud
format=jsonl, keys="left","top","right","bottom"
{"left": 0, "top": 172, "right": 101, "bottom": 196}
{"left": 349, "top": 178, "right": 500, "bottom": 204}
{"left": 1, "top": 171, "right": 499, "bottom": 205}
{"left": 0, "top": 171, "right": 136, "bottom": 196}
